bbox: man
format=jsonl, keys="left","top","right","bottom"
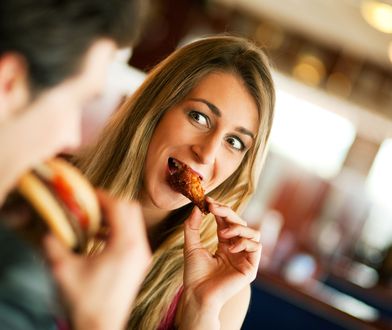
{"left": 0, "top": 0, "right": 150, "bottom": 329}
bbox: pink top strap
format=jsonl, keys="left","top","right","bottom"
{"left": 157, "top": 286, "right": 184, "bottom": 330}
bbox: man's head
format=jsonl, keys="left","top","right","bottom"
{"left": 0, "top": 0, "right": 145, "bottom": 95}
{"left": 0, "top": 0, "right": 146, "bottom": 200}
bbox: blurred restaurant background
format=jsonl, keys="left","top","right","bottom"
{"left": 87, "top": 0, "right": 392, "bottom": 328}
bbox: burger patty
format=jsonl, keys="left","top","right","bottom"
{"left": 32, "top": 169, "right": 87, "bottom": 252}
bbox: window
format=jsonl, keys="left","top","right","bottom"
{"left": 362, "top": 139, "right": 392, "bottom": 249}
{"left": 270, "top": 89, "right": 356, "bottom": 178}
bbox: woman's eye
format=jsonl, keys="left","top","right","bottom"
{"left": 188, "top": 111, "right": 209, "bottom": 127}
{"left": 226, "top": 136, "right": 245, "bottom": 151}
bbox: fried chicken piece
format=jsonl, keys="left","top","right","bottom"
{"left": 167, "top": 158, "right": 208, "bottom": 214}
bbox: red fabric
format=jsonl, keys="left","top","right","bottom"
{"left": 157, "top": 287, "right": 184, "bottom": 330}
{"left": 56, "top": 318, "right": 70, "bottom": 330}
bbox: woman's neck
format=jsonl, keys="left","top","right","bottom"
{"left": 138, "top": 189, "right": 170, "bottom": 232}
{"left": 141, "top": 202, "right": 193, "bottom": 252}
{"left": 141, "top": 204, "right": 171, "bottom": 252}
{"left": 141, "top": 204, "right": 170, "bottom": 232}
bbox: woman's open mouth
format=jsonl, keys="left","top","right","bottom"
{"left": 166, "top": 157, "right": 208, "bottom": 214}
{"left": 168, "top": 157, "right": 202, "bottom": 180}
{"left": 168, "top": 157, "right": 182, "bottom": 175}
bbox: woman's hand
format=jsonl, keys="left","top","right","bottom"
{"left": 44, "top": 190, "right": 151, "bottom": 330}
{"left": 181, "top": 197, "right": 261, "bottom": 328}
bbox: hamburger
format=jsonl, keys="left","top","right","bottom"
{"left": 0, "top": 158, "right": 101, "bottom": 252}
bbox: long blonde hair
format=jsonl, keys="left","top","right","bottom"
{"left": 77, "top": 35, "right": 275, "bottom": 329}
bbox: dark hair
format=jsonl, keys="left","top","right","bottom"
{"left": 0, "top": 0, "right": 146, "bottom": 93}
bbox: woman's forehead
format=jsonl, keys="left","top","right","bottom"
{"left": 184, "top": 72, "right": 259, "bottom": 132}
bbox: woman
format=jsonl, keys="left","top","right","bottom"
{"left": 0, "top": 0, "right": 150, "bottom": 329}
{"left": 77, "top": 35, "right": 275, "bottom": 329}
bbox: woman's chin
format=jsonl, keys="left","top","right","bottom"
{"left": 152, "top": 193, "right": 189, "bottom": 211}
{"left": 143, "top": 181, "right": 190, "bottom": 210}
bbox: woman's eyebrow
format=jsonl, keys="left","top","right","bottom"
{"left": 189, "top": 98, "right": 221, "bottom": 117}
{"left": 189, "top": 97, "right": 255, "bottom": 139}
{"left": 236, "top": 127, "right": 255, "bottom": 140}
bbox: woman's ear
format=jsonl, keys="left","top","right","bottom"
{"left": 0, "top": 53, "right": 30, "bottom": 121}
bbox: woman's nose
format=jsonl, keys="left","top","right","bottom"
{"left": 191, "top": 134, "right": 221, "bottom": 165}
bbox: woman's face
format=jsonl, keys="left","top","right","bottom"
{"left": 143, "top": 71, "right": 259, "bottom": 210}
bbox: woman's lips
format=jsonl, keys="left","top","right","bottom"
{"left": 166, "top": 157, "right": 209, "bottom": 214}
{"left": 167, "top": 157, "right": 203, "bottom": 181}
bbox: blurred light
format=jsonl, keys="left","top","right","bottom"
{"left": 364, "top": 139, "right": 392, "bottom": 249}
{"left": 325, "top": 285, "right": 379, "bottom": 321}
{"left": 310, "top": 282, "right": 379, "bottom": 321}
{"left": 361, "top": 205, "right": 392, "bottom": 250}
{"left": 270, "top": 90, "right": 356, "bottom": 179}
{"left": 292, "top": 63, "right": 321, "bottom": 86}
{"left": 318, "top": 223, "right": 342, "bottom": 255}
{"left": 361, "top": 0, "right": 392, "bottom": 33}
{"left": 367, "top": 139, "right": 392, "bottom": 210}
{"left": 292, "top": 54, "right": 326, "bottom": 86}
{"left": 347, "top": 262, "right": 378, "bottom": 288}
{"left": 326, "top": 72, "right": 352, "bottom": 97}
{"left": 254, "top": 23, "right": 285, "bottom": 49}
{"left": 389, "top": 41, "right": 392, "bottom": 62}
{"left": 283, "top": 254, "right": 316, "bottom": 285}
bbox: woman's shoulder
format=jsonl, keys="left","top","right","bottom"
{"left": 219, "top": 285, "right": 251, "bottom": 330}
{"left": 159, "top": 286, "right": 184, "bottom": 330}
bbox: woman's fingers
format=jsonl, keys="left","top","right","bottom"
{"left": 215, "top": 214, "right": 228, "bottom": 231}
{"left": 229, "top": 237, "right": 262, "bottom": 271}
{"left": 229, "top": 237, "right": 260, "bottom": 253}
{"left": 206, "top": 196, "right": 225, "bottom": 207}
{"left": 219, "top": 224, "right": 260, "bottom": 242}
{"left": 208, "top": 197, "right": 256, "bottom": 248}
{"left": 184, "top": 206, "right": 203, "bottom": 251}
{"left": 217, "top": 230, "right": 263, "bottom": 279}
{"left": 208, "top": 202, "right": 247, "bottom": 226}
{"left": 206, "top": 197, "right": 246, "bottom": 226}
{"left": 207, "top": 198, "right": 261, "bottom": 265}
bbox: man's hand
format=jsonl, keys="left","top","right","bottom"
{"left": 44, "top": 190, "right": 151, "bottom": 330}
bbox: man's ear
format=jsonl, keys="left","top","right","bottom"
{"left": 0, "top": 53, "right": 30, "bottom": 121}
